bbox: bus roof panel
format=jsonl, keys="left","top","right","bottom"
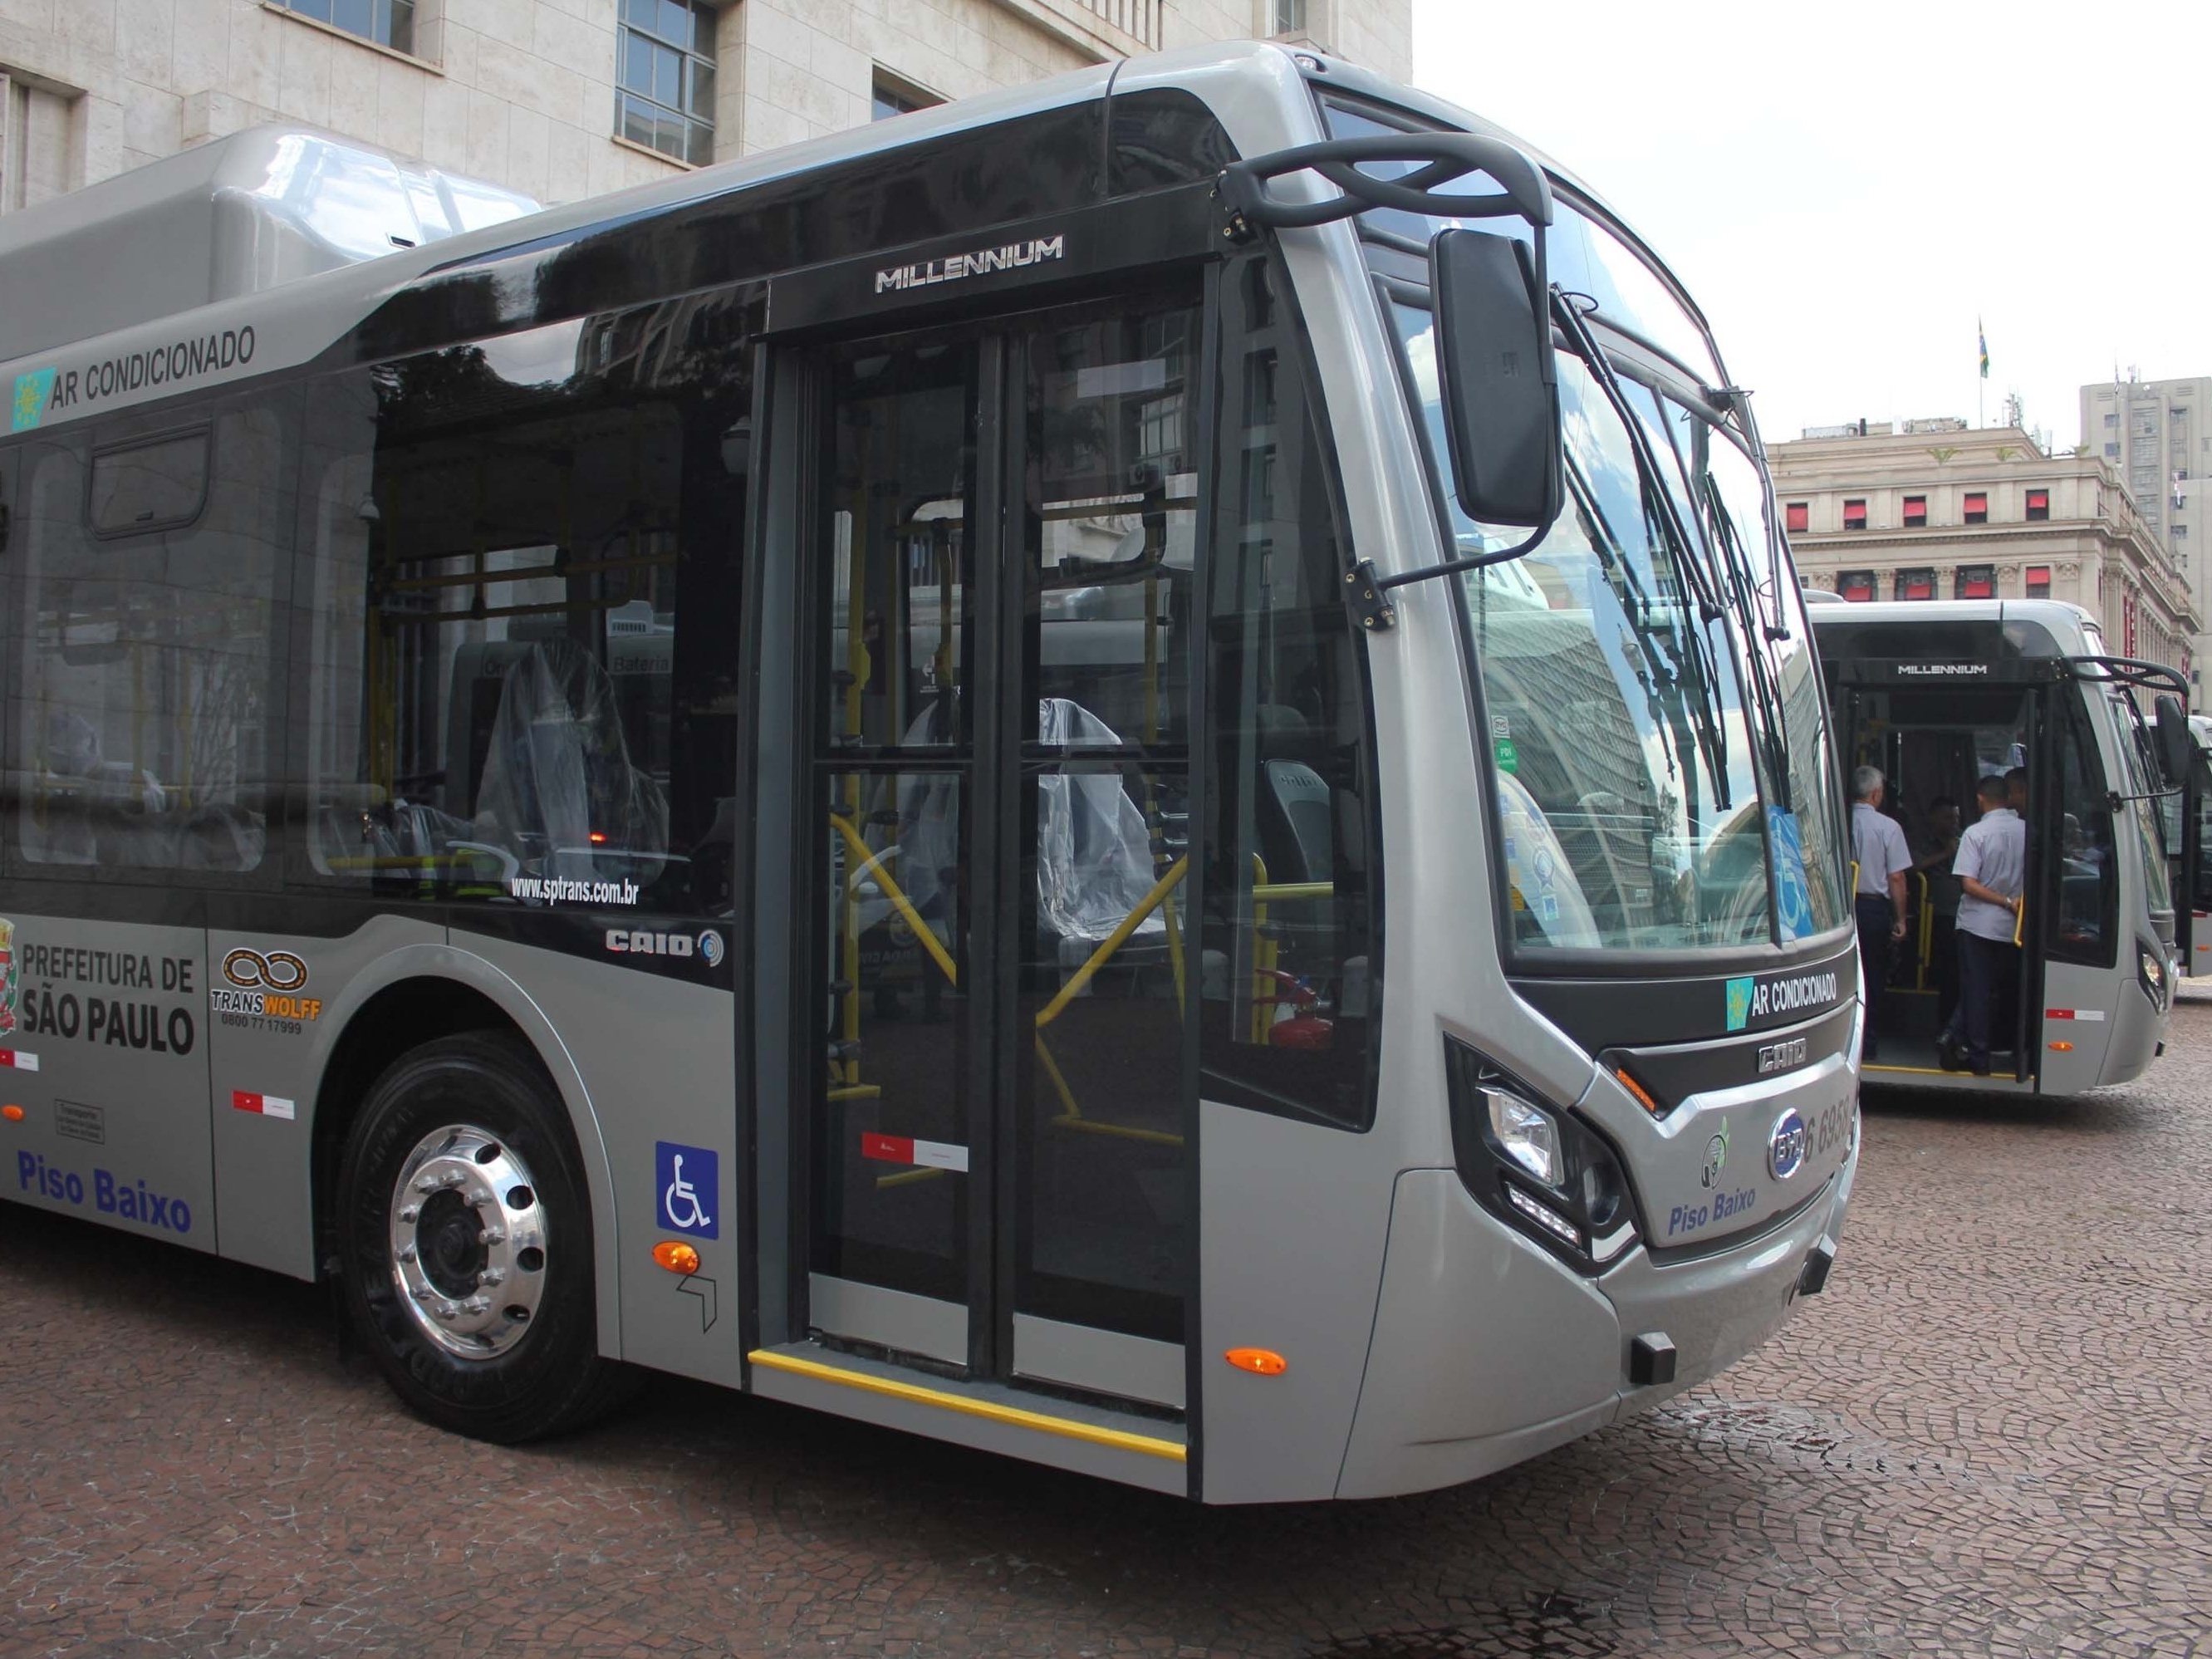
{"left": 0, "top": 127, "right": 540, "bottom": 366}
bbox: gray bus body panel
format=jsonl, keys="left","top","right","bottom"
{"left": 2, "top": 911, "right": 213, "bottom": 1250}
{"left": 206, "top": 914, "right": 444, "bottom": 1276}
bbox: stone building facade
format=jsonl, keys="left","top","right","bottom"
{"left": 1772, "top": 420, "right": 2199, "bottom": 696}
{"left": 0, "top": 0, "right": 1410, "bottom": 215}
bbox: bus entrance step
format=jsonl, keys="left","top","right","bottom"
{"left": 747, "top": 1341, "right": 1188, "bottom": 1488}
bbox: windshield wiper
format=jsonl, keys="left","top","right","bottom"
{"left": 1549, "top": 294, "right": 1742, "bottom": 812}
{"left": 1557, "top": 430, "right": 1734, "bottom": 814}
{"left": 1702, "top": 472, "right": 1793, "bottom": 812}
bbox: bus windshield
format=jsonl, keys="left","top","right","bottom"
{"left": 1395, "top": 305, "right": 1844, "bottom": 955}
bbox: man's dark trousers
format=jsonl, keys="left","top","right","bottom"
{"left": 1948, "top": 930, "right": 2022, "bottom": 1069}
{"left": 1856, "top": 894, "right": 1893, "bottom": 1053}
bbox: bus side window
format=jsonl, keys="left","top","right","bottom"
{"left": 1199, "top": 257, "right": 1379, "bottom": 1131}
{"left": 2053, "top": 691, "right": 2117, "bottom": 966}
{"left": 15, "top": 397, "right": 288, "bottom": 875}
{"left": 296, "top": 299, "right": 752, "bottom": 912}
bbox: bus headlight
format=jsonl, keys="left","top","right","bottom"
{"left": 1487, "top": 1091, "right": 1561, "bottom": 1185}
{"left": 1446, "top": 1038, "right": 1641, "bottom": 1272}
{"left": 2138, "top": 944, "right": 2171, "bottom": 1013}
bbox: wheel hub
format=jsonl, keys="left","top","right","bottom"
{"left": 388, "top": 1126, "right": 547, "bottom": 1358}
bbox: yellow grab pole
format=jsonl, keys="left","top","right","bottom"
{"left": 1034, "top": 857, "right": 1188, "bottom": 1030}
{"left": 829, "top": 813, "right": 959, "bottom": 988}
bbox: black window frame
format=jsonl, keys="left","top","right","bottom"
{"left": 1198, "top": 246, "right": 1385, "bottom": 1134}
{"left": 1842, "top": 497, "right": 1868, "bottom": 529}
{"left": 86, "top": 425, "right": 213, "bottom": 540}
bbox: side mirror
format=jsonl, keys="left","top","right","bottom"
{"left": 2155, "top": 694, "right": 2193, "bottom": 786}
{"left": 1430, "top": 228, "right": 1562, "bottom": 529}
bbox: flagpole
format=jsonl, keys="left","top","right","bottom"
{"left": 1978, "top": 315, "right": 1989, "bottom": 428}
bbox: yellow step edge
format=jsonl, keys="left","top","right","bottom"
{"left": 1863, "top": 1062, "right": 2028, "bottom": 1081}
{"left": 748, "top": 1348, "right": 1188, "bottom": 1464}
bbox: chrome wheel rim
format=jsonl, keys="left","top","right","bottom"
{"left": 388, "top": 1125, "right": 548, "bottom": 1358}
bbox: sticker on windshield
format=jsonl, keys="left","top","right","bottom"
{"left": 1767, "top": 806, "right": 1813, "bottom": 944}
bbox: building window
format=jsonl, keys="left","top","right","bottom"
{"left": 2025, "top": 564, "right": 2052, "bottom": 598}
{"left": 1896, "top": 567, "right": 1936, "bottom": 601}
{"left": 1784, "top": 501, "right": 1808, "bottom": 533}
{"left": 271, "top": 0, "right": 415, "bottom": 53}
{"left": 1955, "top": 565, "right": 1995, "bottom": 600}
{"left": 1902, "top": 495, "right": 1927, "bottom": 528}
{"left": 618, "top": 0, "right": 716, "bottom": 166}
{"left": 1274, "top": 0, "right": 1310, "bottom": 29}
{"left": 2107, "top": 443, "right": 2121, "bottom": 457}
{"left": 1838, "top": 571, "right": 1876, "bottom": 602}
{"left": 2174, "top": 523, "right": 2189, "bottom": 540}
{"left": 2025, "top": 488, "right": 2050, "bottom": 521}
{"left": 872, "top": 74, "right": 941, "bottom": 120}
{"left": 2106, "top": 412, "right": 2119, "bottom": 429}
{"left": 1963, "top": 491, "right": 1988, "bottom": 524}
{"left": 1842, "top": 498, "right": 1867, "bottom": 530}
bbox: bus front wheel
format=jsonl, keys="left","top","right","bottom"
{"left": 335, "top": 1031, "right": 633, "bottom": 1442}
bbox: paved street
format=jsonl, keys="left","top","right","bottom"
{"left": 4, "top": 1011, "right": 2210, "bottom": 1659}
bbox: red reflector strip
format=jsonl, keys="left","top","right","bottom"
{"left": 231, "top": 1090, "right": 297, "bottom": 1120}
{"left": 0, "top": 1049, "right": 40, "bottom": 1072}
{"left": 2043, "top": 1009, "right": 2106, "bottom": 1023}
{"left": 860, "top": 1131, "right": 968, "bottom": 1172}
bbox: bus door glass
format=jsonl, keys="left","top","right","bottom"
{"left": 797, "top": 292, "right": 1199, "bottom": 1406}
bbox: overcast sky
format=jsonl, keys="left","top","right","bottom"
{"left": 1410, "top": 0, "right": 2210, "bottom": 453}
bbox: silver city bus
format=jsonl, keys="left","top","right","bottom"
{"left": 0, "top": 44, "right": 1860, "bottom": 1502}
{"left": 1812, "top": 599, "right": 2198, "bottom": 1091}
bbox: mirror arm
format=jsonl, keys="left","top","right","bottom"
{"left": 1344, "top": 523, "right": 1552, "bottom": 632}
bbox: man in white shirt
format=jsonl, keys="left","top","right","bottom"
{"left": 1850, "top": 765, "right": 1912, "bottom": 1060}
{"left": 1938, "top": 773, "right": 2028, "bottom": 1076}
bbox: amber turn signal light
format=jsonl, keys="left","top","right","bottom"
{"left": 0, "top": 1104, "right": 21, "bottom": 1122}
{"left": 2048, "top": 1041, "right": 2074, "bottom": 1053}
{"left": 1613, "top": 1068, "right": 1662, "bottom": 1116}
{"left": 652, "top": 1240, "right": 701, "bottom": 1274}
{"left": 1224, "top": 1347, "right": 1287, "bottom": 1376}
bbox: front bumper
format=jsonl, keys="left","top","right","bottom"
{"left": 1333, "top": 1146, "right": 1856, "bottom": 1499}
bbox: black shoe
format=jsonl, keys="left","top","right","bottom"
{"left": 1969, "top": 1058, "right": 1992, "bottom": 1077}
{"left": 1937, "top": 1037, "right": 1966, "bottom": 1072}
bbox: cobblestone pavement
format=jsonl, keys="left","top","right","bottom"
{"left": 5, "top": 1013, "right": 2211, "bottom": 1659}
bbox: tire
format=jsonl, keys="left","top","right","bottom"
{"left": 335, "top": 1031, "right": 635, "bottom": 1443}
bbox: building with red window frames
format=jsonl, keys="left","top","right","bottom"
{"left": 1772, "top": 420, "right": 2197, "bottom": 704}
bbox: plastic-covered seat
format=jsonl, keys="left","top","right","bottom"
{"left": 475, "top": 638, "right": 668, "bottom": 882}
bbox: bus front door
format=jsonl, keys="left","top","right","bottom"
{"left": 780, "top": 292, "right": 1200, "bottom": 1413}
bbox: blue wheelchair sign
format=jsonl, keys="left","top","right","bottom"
{"left": 655, "top": 1141, "right": 718, "bottom": 1239}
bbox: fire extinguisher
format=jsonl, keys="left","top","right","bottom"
{"left": 1259, "top": 970, "right": 1334, "bottom": 1050}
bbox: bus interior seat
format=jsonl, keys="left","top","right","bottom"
{"left": 474, "top": 636, "right": 669, "bottom": 881}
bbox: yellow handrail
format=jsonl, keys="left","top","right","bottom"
{"left": 1034, "top": 856, "right": 1189, "bottom": 1030}
{"left": 828, "top": 812, "right": 959, "bottom": 988}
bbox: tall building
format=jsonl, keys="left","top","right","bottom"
{"left": 2080, "top": 374, "right": 2210, "bottom": 705}
{"left": 0, "top": 0, "right": 1410, "bottom": 214}
{"left": 1771, "top": 419, "right": 2198, "bottom": 695}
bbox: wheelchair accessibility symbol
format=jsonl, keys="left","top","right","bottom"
{"left": 655, "top": 1141, "right": 719, "bottom": 1239}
